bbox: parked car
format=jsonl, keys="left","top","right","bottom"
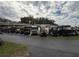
{"left": 0, "top": 28, "right": 3, "bottom": 34}
{"left": 49, "top": 26, "right": 59, "bottom": 36}
{"left": 6, "top": 26, "right": 16, "bottom": 33}
{"left": 30, "top": 26, "right": 38, "bottom": 35}
{"left": 15, "top": 28, "right": 21, "bottom": 33}
{"left": 39, "top": 25, "right": 49, "bottom": 37}
{"left": 20, "top": 27, "right": 30, "bottom": 35}
{"left": 58, "top": 25, "right": 78, "bottom": 36}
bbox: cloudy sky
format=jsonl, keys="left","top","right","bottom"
{"left": 0, "top": 1, "right": 79, "bottom": 26}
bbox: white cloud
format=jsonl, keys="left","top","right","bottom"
{"left": 0, "top": 1, "right": 79, "bottom": 26}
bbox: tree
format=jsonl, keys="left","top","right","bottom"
{"left": 21, "top": 16, "right": 34, "bottom": 24}
{"left": 20, "top": 16, "right": 56, "bottom": 25}
{"left": 0, "top": 17, "right": 12, "bottom": 22}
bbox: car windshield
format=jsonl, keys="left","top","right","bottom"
{"left": 63, "top": 27, "right": 71, "bottom": 30}
{"left": 32, "top": 27, "right": 38, "bottom": 29}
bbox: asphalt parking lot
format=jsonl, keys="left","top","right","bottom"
{"left": 0, "top": 33, "right": 79, "bottom": 57}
